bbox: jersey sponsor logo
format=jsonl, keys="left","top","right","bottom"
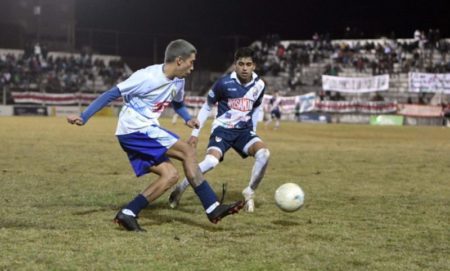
{"left": 208, "top": 90, "right": 215, "bottom": 98}
{"left": 227, "top": 97, "right": 253, "bottom": 112}
{"left": 215, "top": 136, "right": 222, "bottom": 142}
{"left": 227, "top": 88, "right": 237, "bottom": 91}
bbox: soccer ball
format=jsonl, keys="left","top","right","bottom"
{"left": 274, "top": 183, "right": 305, "bottom": 212}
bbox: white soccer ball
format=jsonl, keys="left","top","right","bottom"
{"left": 275, "top": 183, "right": 305, "bottom": 212}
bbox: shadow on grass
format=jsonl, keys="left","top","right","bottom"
{"left": 139, "top": 213, "right": 225, "bottom": 232}
{"left": 271, "top": 220, "right": 301, "bottom": 226}
{"left": 0, "top": 220, "right": 58, "bottom": 230}
{"left": 66, "top": 193, "right": 242, "bottom": 232}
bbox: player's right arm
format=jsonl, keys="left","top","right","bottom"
{"left": 66, "top": 86, "right": 121, "bottom": 126}
{"left": 188, "top": 101, "right": 214, "bottom": 147}
{"left": 188, "top": 82, "right": 221, "bottom": 147}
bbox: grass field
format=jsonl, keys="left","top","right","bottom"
{"left": 0, "top": 116, "right": 449, "bottom": 271}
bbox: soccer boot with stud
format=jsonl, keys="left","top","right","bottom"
{"left": 114, "top": 210, "right": 146, "bottom": 232}
{"left": 207, "top": 200, "right": 245, "bottom": 224}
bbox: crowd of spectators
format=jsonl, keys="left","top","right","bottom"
{"left": 0, "top": 43, "right": 127, "bottom": 93}
{"left": 252, "top": 30, "right": 450, "bottom": 91}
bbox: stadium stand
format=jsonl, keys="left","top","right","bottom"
{"left": 2, "top": 33, "right": 449, "bottom": 126}
{"left": 251, "top": 35, "right": 450, "bottom": 104}
{"left": 0, "top": 46, "right": 129, "bottom": 95}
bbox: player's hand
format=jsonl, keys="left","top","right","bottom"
{"left": 67, "top": 115, "right": 84, "bottom": 126}
{"left": 185, "top": 119, "right": 200, "bottom": 129}
{"left": 187, "top": 136, "right": 198, "bottom": 148}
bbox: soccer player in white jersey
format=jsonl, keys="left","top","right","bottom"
{"left": 265, "top": 90, "right": 282, "bottom": 130}
{"left": 67, "top": 39, "right": 244, "bottom": 231}
{"left": 169, "top": 47, "right": 270, "bottom": 212}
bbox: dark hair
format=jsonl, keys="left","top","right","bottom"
{"left": 234, "top": 47, "right": 255, "bottom": 62}
{"left": 164, "top": 39, "right": 197, "bottom": 63}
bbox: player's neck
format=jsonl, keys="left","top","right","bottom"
{"left": 162, "top": 63, "right": 176, "bottom": 80}
{"left": 237, "top": 76, "right": 251, "bottom": 85}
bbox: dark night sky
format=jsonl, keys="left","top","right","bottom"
{"left": 75, "top": 0, "right": 448, "bottom": 69}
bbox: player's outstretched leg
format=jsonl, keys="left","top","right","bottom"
{"left": 168, "top": 141, "right": 244, "bottom": 223}
{"left": 169, "top": 154, "right": 219, "bottom": 208}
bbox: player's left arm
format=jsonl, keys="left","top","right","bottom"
{"left": 251, "top": 87, "right": 266, "bottom": 132}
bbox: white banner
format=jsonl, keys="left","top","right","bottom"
{"left": 322, "top": 74, "right": 389, "bottom": 93}
{"left": 408, "top": 72, "right": 450, "bottom": 93}
{"left": 315, "top": 100, "right": 398, "bottom": 113}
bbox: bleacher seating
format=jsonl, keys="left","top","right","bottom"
{"left": 251, "top": 37, "right": 450, "bottom": 104}
{"left": 0, "top": 47, "right": 130, "bottom": 95}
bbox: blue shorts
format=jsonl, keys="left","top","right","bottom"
{"left": 117, "top": 126, "right": 179, "bottom": 177}
{"left": 207, "top": 126, "right": 261, "bottom": 159}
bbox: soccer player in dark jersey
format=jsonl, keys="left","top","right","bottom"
{"left": 169, "top": 47, "right": 270, "bottom": 212}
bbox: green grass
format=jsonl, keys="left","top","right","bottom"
{"left": 0, "top": 116, "right": 449, "bottom": 270}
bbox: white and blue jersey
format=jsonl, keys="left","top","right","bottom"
{"left": 116, "top": 64, "right": 186, "bottom": 176}
{"left": 208, "top": 71, "right": 265, "bottom": 131}
{"left": 80, "top": 64, "right": 189, "bottom": 177}
{"left": 116, "top": 64, "right": 185, "bottom": 135}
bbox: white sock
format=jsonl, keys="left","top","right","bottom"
{"left": 249, "top": 148, "right": 270, "bottom": 190}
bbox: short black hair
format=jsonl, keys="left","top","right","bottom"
{"left": 164, "top": 39, "right": 197, "bottom": 63}
{"left": 234, "top": 47, "right": 255, "bottom": 62}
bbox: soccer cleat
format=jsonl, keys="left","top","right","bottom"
{"left": 114, "top": 210, "right": 146, "bottom": 232}
{"left": 168, "top": 187, "right": 183, "bottom": 209}
{"left": 242, "top": 187, "right": 255, "bottom": 212}
{"left": 207, "top": 200, "right": 245, "bottom": 224}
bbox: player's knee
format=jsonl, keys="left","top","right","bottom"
{"left": 165, "top": 168, "right": 180, "bottom": 187}
{"left": 255, "top": 148, "right": 270, "bottom": 163}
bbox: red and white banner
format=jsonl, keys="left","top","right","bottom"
{"left": 322, "top": 74, "right": 389, "bottom": 93}
{"left": 11, "top": 92, "right": 317, "bottom": 114}
{"left": 11, "top": 92, "right": 124, "bottom": 106}
{"left": 408, "top": 72, "right": 450, "bottom": 93}
{"left": 397, "top": 104, "right": 443, "bottom": 117}
{"left": 315, "top": 100, "right": 398, "bottom": 113}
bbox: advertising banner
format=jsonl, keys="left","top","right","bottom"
{"left": 0, "top": 105, "right": 14, "bottom": 116}
{"left": 408, "top": 72, "right": 450, "bottom": 93}
{"left": 13, "top": 106, "right": 48, "bottom": 116}
{"left": 370, "top": 115, "right": 404, "bottom": 126}
{"left": 397, "top": 104, "right": 443, "bottom": 117}
{"left": 322, "top": 74, "right": 389, "bottom": 93}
